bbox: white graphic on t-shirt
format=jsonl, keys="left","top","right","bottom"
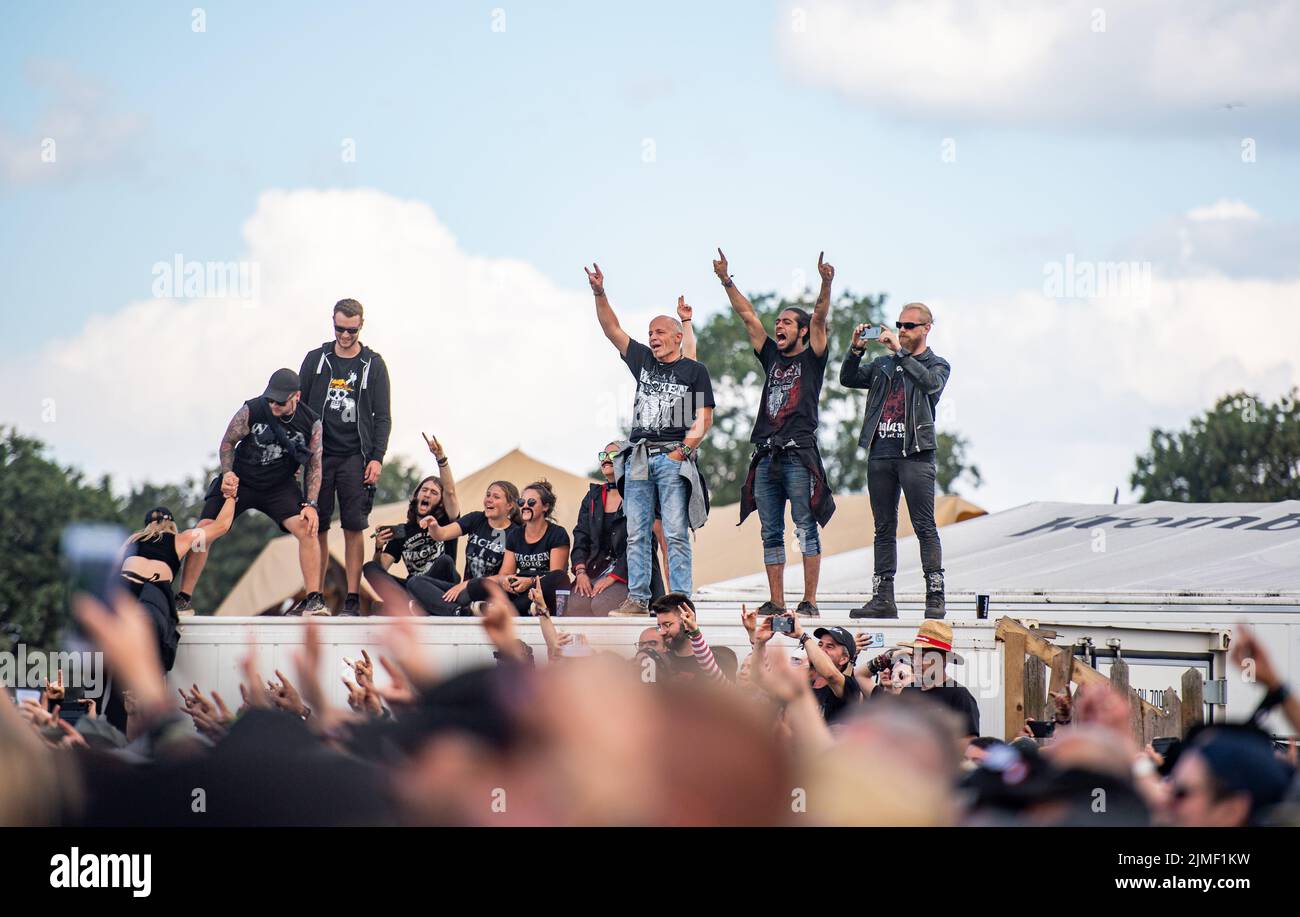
{"left": 247, "top": 423, "right": 307, "bottom": 466}
{"left": 634, "top": 366, "right": 690, "bottom": 432}
{"left": 400, "top": 531, "right": 444, "bottom": 576}
{"left": 326, "top": 371, "right": 358, "bottom": 424}
{"left": 766, "top": 361, "right": 802, "bottom": 420}
{"left": 466, "top": 528, "right": 509, "bottom": 579}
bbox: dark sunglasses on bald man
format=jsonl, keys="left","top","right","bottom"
{"left": 896, "top": 321, "right": 929, "bottom": 330}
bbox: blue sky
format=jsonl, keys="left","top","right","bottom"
{"left": 3, "top": 1, "right": 1298, "bottom": 511}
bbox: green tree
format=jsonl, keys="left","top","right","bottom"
{"left": 692, "top": 289, "right": 981, "bottom": 505}
{"left": 374, "top": 454, "right": 426, "bottom": 507}
{"left": 0, "top": 428, "right": 120, "bottom": 653}
{"left": 1131, "top": 389, "right": 1300, "bottom": 501}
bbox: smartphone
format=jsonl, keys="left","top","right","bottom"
{"left": 772, "top": 614, "right": 795, "bottom": 635}
{"left": 370, "top": 524, "right": 394, "bottom": 539}
{"left": 58, "top": 699, "right": 91, "bottom": 725}
{"left": 1027, "top": 719, "right": 1055, "bottom": 739}
{"left": 61, "top": 522, "right": 127, "bottom": 654}
{"left": 859, "top": 324, "right": 881, "bottom": 341}
{"left": 15, "top": 687, "right": 41, "bottom": 706}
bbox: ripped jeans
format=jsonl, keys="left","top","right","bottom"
{"left": 754, "top": 453, "right": 820, "bottom": 566}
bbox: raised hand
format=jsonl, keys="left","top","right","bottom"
{"left": 345, "top": 650, "right": 374, "bottom": 688}
{"left": 754, "top": 614, "right": 775, "bottom": 646}
{"left": 740, "top": 604, "right": 757, "bottom": 638}
{"left": 712, "top": 248, "right": 730, "bottom": 283}
{"left": 680, "top": 603, "right": 700, "bottom": 634}
{"left": 676, "top": 295, "right": 693, "bottom": 323}
{"left": 45, "top": 671, "right": 66, "bottom": 704}
{"left": 583, "top": 263, "right": 604, "bottom": 295}
{"left": 268, "top": 670, "right": 308, "bottom": 718}
{"left": 422, "top": 432, "right": 445, "bottom": 461}
{"left": 877, "top": 326, "right": 901, "bottom": 353}
{"left": 817, "top": 251, "right": 834, "bottom": 284}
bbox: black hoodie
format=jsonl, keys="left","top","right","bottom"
{"left": 298, "top": 341, "right": 393, "bottom": 464}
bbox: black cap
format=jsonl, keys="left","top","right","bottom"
{"left": 143, "top": 506, "right": 174, "bottom": 526}
{"left": 262, "top": 368, "right": 301, "bottom": 403}
{"left": 813, "top": 625, "right": 857, "bottom": 662}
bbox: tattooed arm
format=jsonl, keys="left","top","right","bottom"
{"left": 304, "top": 420, "right": 323, "bottom": 503}
{"left": 219, "top": 404, "right": 251, "bottom": 483}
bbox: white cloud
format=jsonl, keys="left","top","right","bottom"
{"left": 1186, "top": 199, "right": 1260, "bottom": 222}
{"left": 1128, "top": 199, "right": 1300, "bottom": 280}
{"left": 779, "top": 0, "right": 1300, "bottom": 133}
{"left": 0, "top": 61, "right": 146, "bottom": 186}
{"left": 937, "top": 270, "right": 1300, "bottom": 510}
{"left": 10, "top": 188, "right": 656, "bottom": 490}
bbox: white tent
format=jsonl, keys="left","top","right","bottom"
{"left": 701, "top": 500, "right": 1300, "bottom": 599}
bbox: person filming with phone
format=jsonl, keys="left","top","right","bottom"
{"left": 840, "top": 304, "right": 951, "bottom": 620}
{"left": 751, "top": 610, "right": 863, "bottom": 724}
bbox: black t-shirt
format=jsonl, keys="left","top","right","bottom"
{"left": 458, "top": 512, "right": 517, "bottom": 580}
{"left": 382, "top": 523, "right": 457, "bottom": 577}
{"left": 750, "top": 339, "right": 828, "bottom": 443}
{"left": 869, "top": 359, "right": 935, "bottom": 462}
{"left": 321, "top": 353, "right": 363, "bottom": 456}
{"left": 622, "top": 340, "right": 716, "bottom": 443}
{"left": 506, "top": 523, "right": 571, "bottom": 577}
{"left": 812, "top": 670, "right": 865, "bottom": 724}
{"left": 232, "top": 398, "right": 318, "bottom": 490}
{"left": 903, "top": 684, "right": 981, "bottom": 737}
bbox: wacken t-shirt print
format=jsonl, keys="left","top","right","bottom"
{"left": 870, "top": 364, "right": 907, "bottom": 459}
{"left": 382, "top": 524, "right": 446, "bottom": 577}
{"left": 506, "top": 523, "right": 571, "bottom": 578}
{"left": 458, "top": 511, "right": 518, "bottom": 580}
{"left": 621, "top": 340, "right": 716, "bottom": 443}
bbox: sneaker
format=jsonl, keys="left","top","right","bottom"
{"left": 850, "top": 575, "right": 898, "bottom": 619}
{"left": 608, "top": 597, "right": 650, "bottom": 617}
{"left": 289, "top": 592, "right": 328, "bottom": 616}
{"left": 175, "top": 593, "right": 193, "bottom": 613}
{"left": 795, "top": 601, "right": 820, "bottom": 617}
{"left": 756, "top": 601, "right": 786, "bottom": 616}
{"left": 468, "top": 601, "right": 488, "bottom": 616}
{"left": 924, "top": 571, "right": 946, "bottom": 620}
{"left": 340, "top": 595, "right": 362, "bottom": 616}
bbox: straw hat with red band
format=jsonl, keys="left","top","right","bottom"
{"left": 896, "top": 620, "right": 965, "bottom": 665}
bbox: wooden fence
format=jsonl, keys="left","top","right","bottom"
{"left": 996, "top": 617, "right": 1205, "bottom": 743}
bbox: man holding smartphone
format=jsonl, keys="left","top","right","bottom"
{"left": 841, "top": 304, "right": 951, "bottom": 619}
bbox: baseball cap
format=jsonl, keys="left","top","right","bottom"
{"left": 262, "top": 368, "right": 301, "bottom": 403}
{"left": 813, "top": 626, "right": 857, "bottom": 662}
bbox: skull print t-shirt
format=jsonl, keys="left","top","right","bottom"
{"left": 322, "top": 354, "right": 362, "bottom": 456}
{"left": 622, "top": 340, "right": 715, "bottom": 443}
{"left": 748, "top": 338, "right": 829, "bottom": 444}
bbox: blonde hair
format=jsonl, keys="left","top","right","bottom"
{"left": 126, "top": 519, "right": 179, "bottom": 545}
{"left": 901, "top": 302, "right": 933, "bottom": 324}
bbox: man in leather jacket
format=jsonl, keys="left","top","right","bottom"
{"left": 839, "top": 303, "right": 951, "bottom": 619}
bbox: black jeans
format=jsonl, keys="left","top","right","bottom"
{"left": 867, "top": 458, "right": 942, "bottom": 577}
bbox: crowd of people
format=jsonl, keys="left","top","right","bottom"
{"left": 7, "top": 258, "right": 1297, "bottom": 827}
{"left": 5, "top": 577, "right": 1297, "bottom": 827}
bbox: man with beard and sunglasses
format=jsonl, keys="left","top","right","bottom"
{"left": 841, "top": 304, "right": 951, "bottom": 620}
{"left": 175, "top": 368, "right": 326, "bottom": 614}
{"left": 298, "top": 298, "right": 393, "bottom": 615}
{"left": 719, "top": 248, "right": 838, "bottom": 620}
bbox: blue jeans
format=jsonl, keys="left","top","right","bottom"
{"left": 754, "top": 454, "right": 820, "bottom": 566}
{"left": 625, "top": 452, "right": 691, "bottom": 602}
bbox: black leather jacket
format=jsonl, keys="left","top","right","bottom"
{"left": 572, "top": 482, "right": 664, "bottom": 596}
{"left": 839, "top": 347, "right": 951, "bottom": 456}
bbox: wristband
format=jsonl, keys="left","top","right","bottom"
{"left": 302, "top": 500, "right": 318, "bottom": 509}
{"left": 437, "top": 457, "right": 448, "bottom": 467}
{"left": 798, "top": 633, "right": 811, "bottom": 647}
{"left": 681, "top": 318, "right": 691, "bottom": 323}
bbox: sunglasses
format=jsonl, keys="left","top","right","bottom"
{"left": 896, "top": 321, "right": 928, "bottom": 330}
{"left": 517, "top": 497, "right": 539, "bottom": 508}
{"left": 598, "top": 451, "right": 616, "bottom": 462}
{"left": 334, "top": 324, "right": 361, "bottom": 335}
{"left": 269, "top": 396, "right": 292, "bottom": 407}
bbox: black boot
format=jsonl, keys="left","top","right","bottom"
{"left": 850, "top": 575, "right": 897, "bottom": 619}
{"left": 924, "top": 571, "right": 946, "bottom": 619}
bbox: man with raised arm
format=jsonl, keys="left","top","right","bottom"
{"left": 721, "top": 249, "right": 837, "bottom": 618}
{"left": 175, "top": 368, "right": 326, "bottom": 615}
{"left": 584, "top": 262, "right": 715, "bottom": 616}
